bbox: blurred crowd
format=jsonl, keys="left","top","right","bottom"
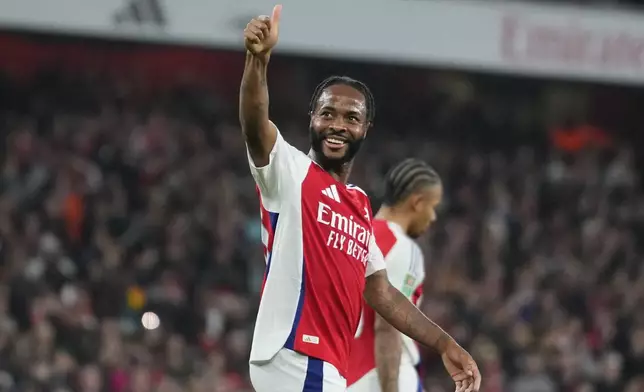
{"left": 1, "top": 33, "right": 644, "bottom": 392}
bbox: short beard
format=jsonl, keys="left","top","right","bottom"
{"left": 309, "top": 126, "right": 364, "bottom": 167}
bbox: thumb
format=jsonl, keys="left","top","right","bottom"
{"left": 271, "top": 4, "right": 282, "bottom": 31}
{"left": 465, "top": 363, "right": 474, "bottom": 377}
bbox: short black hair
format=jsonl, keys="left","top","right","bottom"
{"left": 308, "top": 76, "right": 376, "bottom": 123}
{"left": 382, "top": 158, "right": 441, "bottom": 206}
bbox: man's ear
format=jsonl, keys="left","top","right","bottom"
{"left": 364, "top": 122, "right": 372, "bottom": 136}
{"left": 409, "top": 193, "right": 424, "bottom": 213}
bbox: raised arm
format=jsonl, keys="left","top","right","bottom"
{"left": 240, "top": 5, "right": 282, "bottom": 167}
{"left": 364, "top": 270, "right": 482, "bottom": 392}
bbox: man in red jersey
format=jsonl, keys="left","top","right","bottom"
{"left": 241, "top": 6, "right": 481, "bottom": 392}
{"left": 348, "top": 159, "right": 443, "bottom": 392}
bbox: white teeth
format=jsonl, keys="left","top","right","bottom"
{"left": 326, "top": 138, "right": 345, "bottom": 145}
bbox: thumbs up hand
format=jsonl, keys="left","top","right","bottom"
{"left": 244, "top": 5, "right": 282, "bottom": 59}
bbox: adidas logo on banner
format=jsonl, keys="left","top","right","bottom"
{"left": 113, "top": 0, "right": 167, "bottom": 28}
{"left": 321, "top": 184, "right": 341, "bottom": 203}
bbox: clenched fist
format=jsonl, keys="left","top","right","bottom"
{"left": 244, "top": 4, "right": 282, "bottom": 59}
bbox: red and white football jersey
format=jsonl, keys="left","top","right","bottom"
{"left": 248, "top": 127, "right": 386, "bottom": 378}
{"left": 347, "top": 219, "right": 425, "bottom": 387}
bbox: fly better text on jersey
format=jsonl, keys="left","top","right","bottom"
{"left": 316, "top": 201, "right": 371, "bottom": 266}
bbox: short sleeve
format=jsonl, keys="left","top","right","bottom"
{"left": 246, "top": 125, "right": 309, "bottom": 210}
{"left": 386, "top": 243, "right": 423, "bottom": 298}
{"left": 365, "top": 233, "right": 386, "bottom": 277}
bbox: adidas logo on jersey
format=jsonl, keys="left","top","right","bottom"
{"left": 321, "top": 185, "right": 341, "bottom": 203}
{"left": 302, "top": 334, "right": 320, "bottom": 344}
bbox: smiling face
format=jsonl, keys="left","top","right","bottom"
{"left": 309, "top": 84, "right": 370, "bottom": 165}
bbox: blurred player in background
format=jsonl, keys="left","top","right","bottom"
{"left": 241, "top": 5, "right": 481, "bottom": 392}
{"left": 348, "top": 159, "right": 442, "bottom": 392}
